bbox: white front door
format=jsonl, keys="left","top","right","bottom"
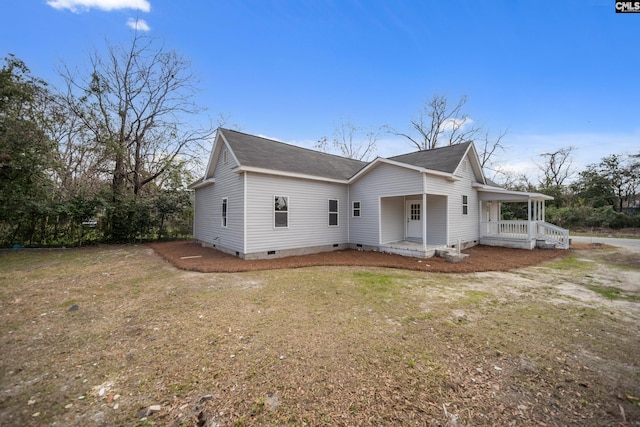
{"left": 406, "top": 201, "right": 422, "bottom": 240}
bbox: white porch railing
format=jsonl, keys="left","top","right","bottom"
{"left": 482, "top": 220, "right": 529, "bottom": 239}
{"left": 536, "top": 221, "right": 570, "bottom": 249}
{"left": 481, "top": 220, "right": 569, "bottom": 249}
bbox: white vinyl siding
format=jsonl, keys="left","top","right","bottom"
{"left": 193, "top": 184, "right": 215, "bottom": 241}
{"left": 426, "top": 194, "right": 447, "bottom": 245}
{"left": 441, "top": 153, "right": 480, "bottom": 245}
{"left": 380, "top": 196, "right": 405, "bottom": 243}
{"left": 349, "top": 163, "right": 423, "bottom": 246}
{"left": 192, "top": 142, "right": 245, "bottom": 253}
{"left": 245, "top": 173, "right": 349, "bottom": 253}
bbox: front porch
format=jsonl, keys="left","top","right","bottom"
{"left": 378, "top": 193, "right": 449, "bottom": 258}
{"left": 480, "top": 220, "right": 569, "bottom": 249}
{"left": 477, "top": 186, "right": 569, "bottom": 250}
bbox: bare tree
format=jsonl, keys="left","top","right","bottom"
{"left": 58, "top": 34, "right": 213, "bottom": 198}
{"left": 315, "top": 120, "right": 380, "bottom": 161}
{"left": 477, "top": 128, "right": 507, "bottom": 169}
{"left": 537, "top": 146, "right": 576, "bottom": 188}
{"left": 388, "top": 94, "right": 481, "bottom": 151}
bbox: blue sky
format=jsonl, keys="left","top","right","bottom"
{"left": 2, "top": 0, "right": 638, "bottom": 181}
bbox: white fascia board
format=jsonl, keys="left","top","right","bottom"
{"left": 218, "top": 131, "right": 241, "bottom": 166}
{"left": 454, "top": 143, "right": 486, "bottom": 184}
{"left": 232, "top": 166, "right": 349, "bottom": 184}
{"left": 189, "top": 178, "right": 216, "bottom": 189}
{"left": 474, "top": 184, "right": 554, "bottom": 201}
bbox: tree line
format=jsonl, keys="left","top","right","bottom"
{"left": 534, "top": 148, "right": 640, "bottom": 229}
{"left": 1, "top": 35, "right": 212, "bottom": 247}
{"left": 316, "top": 95, "right": 640, "bottom": 231}
{"left": 2, "top": 35, "right": 638, "bottom": 248}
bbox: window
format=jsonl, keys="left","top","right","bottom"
{"left": 410, "top": 203, "right": 421, "bottom": 220}
{"left": 222, "top": 148, "right": 228, "bottom": 164}
{"left": 352, "top": 201, "right": 361, "bottom": 218}
{"left": 462, "top": 195, "right": 468, "bottom": 215}
{"left": 274, "top": 196, "right": 288, "bottom": 228}
{"left": 328, "top": 199, "right": 338, "bottom": 226}
{"left": 221, "top": 198, "right": 228, "bottom": 227}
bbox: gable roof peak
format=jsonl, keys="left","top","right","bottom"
{"left": 387, "top": 141, "right": 475, "bottom": 174}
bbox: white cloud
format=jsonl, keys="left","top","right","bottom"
{"left": 439, "top": 117, "right": 473, "bottom": 132}
{"left": 127, "top": 18, "right": 150, "bottom": 31}
{"left": 46, "top": 0, "right": 151, "bottom": 13}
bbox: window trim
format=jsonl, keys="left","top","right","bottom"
{"left": 352, "top": 201, "right": 361, "bottom": 218}
{"left": 328, "top": 199, "right": 339, "bottom": 227}
{"left": 462, "top": 195, "right": 468, "bottom": 215}
{"left": 221, "top": 197, "right": 228, "bottom": 227}
{"left": 274, "top": 195, "right": 289, "bottom": 228}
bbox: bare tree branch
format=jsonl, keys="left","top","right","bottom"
{"left": 536, "top": 146, "right": 576, "bottom": 188}
{"left": 315, "top": 120, "right": 380, "bottom": 161}
{"left": 56, "top": 33, "right": 214, "bottom": 198}
{"left": 388, "top": 94, "right": 480, "bottom": 151}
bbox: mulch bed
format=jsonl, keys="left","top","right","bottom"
{"left": 148, "top": 240, "right": 585, "bottom": 273}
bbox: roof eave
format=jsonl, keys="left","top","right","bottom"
{"left": 188, "top": 177, "right": 216, "bottom": 189}
{"left": 474, "top": 184, "right": 554, "bottom": 201}
{"left": 348, "top": 157, "right": 458, "bottom": 182}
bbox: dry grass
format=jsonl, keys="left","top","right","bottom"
{"left": 0, "top": 245, "right": 639, "bottom": 426}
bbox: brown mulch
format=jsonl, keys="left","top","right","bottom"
{"left": 147, "top": 240, "right": 595, "bottom": 273}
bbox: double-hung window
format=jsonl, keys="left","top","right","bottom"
{"left": 274, "top": 196, "right": 288, "bottom": 228}
{"left": 328, "top": 199, "right": 339, "bottom": 226}
{"left": 221, "top": 198, "right": 228, "bottom": 227}
{"left": 352, "top": 201, "right": 361, "bottom": 218}
{"left": 462, "top": 195, "right": 468, "bottom": 215}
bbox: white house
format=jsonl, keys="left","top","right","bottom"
{"left": 189, "top": 128, "right": 569, "bottom": 260}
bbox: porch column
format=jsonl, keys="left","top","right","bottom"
{"left": 422, "top": 192, "right": 427, "bottom": 251}
{"left": 527, "top": 199, "right": 532, "bottom": 240}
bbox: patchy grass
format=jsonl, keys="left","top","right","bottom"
{"left": 546, "top": 254, "right": 597, "bottom": 272}
{"left": 0, "top": 245, "right": 638, "bottom": 426}
{"left": 586, "top": 284, "right": 640, "bottom": 301}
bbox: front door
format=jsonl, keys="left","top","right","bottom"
{"left": 406, "top": 201, "right": 422, "bottom": 240}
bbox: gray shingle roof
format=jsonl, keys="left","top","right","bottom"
{"left": 220, "top": 128, "right": 368, "bottom": 181}
{"left": 218, "top": 129, "right": 474, "bottom": 181}
{"left": 388, "top": 142, "right": 472, "bottom": 174}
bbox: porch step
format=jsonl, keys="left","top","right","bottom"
{"left": 435, "top": 248, "right": 469, "bottom": 263}
{"left": 536, "top": 239, "right": 563, "bottom": 249}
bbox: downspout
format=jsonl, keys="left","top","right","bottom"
{"left": 422, "top": 173, "right": 427, "bottom": 251}
{"left": 243, "top": 173, "right": 247, "bottom": 254}
{"left": 347, "top": 185, "right": 350, "bottom": 245}
{"left": 378, "top": 196, "right": 382, "bottom": 246}
{"left": 478, "top": 199, "right": 482, "bottom": 238}
{"left": 422, "top": 192, "right": 427, "bottom": 251}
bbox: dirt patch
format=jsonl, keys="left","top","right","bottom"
{"left": 149, "top": 241, "right": 578, "bottom": 273}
